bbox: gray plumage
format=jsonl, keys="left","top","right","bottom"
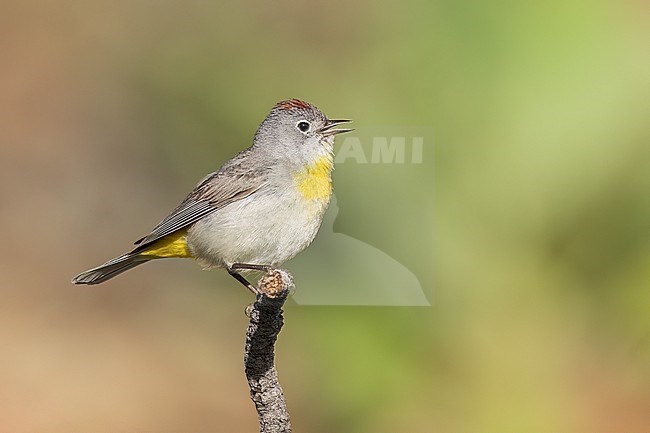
{"left": 72, "top": 99, "right": 351, "bottom": 288}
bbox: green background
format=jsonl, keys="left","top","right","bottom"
{"left": 1, "top": 0, "right": 649, "bottom": 431}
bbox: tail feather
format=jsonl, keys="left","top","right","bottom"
{"left": 72, "top": 254, "right": 150, "bottom": 285}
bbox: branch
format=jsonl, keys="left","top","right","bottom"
{"left": 244, "top": 269, "right": 294, "bottom": 433}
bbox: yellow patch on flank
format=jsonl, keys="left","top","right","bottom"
{"left": 294, "top": 156, "right": 333, "bottom": 201}
{"left": 139, "top": 229, "right": 193, "bottom": 259}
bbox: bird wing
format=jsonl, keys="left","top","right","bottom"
{"left": 131, "top": 168, "right": 263, "bottom": 252}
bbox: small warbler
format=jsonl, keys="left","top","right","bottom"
{"left": 72, "top": 99, "right": 352, "bottom": 292}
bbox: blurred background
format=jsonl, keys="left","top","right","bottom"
{"left": 1, "top": 0, "right": 649, "bottom": 432}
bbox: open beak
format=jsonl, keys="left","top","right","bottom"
{"left": 319, "top": 119, "right": 353, "bottom": 136}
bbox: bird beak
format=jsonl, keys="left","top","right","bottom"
{"left": 319, "top": 119, "right": 353, "bottom": 136}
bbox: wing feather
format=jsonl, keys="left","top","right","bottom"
{"left": 131, "top": 151, "right": 264, "bottom": 252}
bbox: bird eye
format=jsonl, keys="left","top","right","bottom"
{"left": 296, "top": 121, "right": 311, "bottom": 133}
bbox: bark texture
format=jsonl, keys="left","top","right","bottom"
{"left": 244, "top": 269, "right": 294, "bottom": 433}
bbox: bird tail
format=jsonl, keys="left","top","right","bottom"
{"left": 71, "top": 254, "right": 151, "bottom": 285}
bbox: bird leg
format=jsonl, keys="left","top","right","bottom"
{"left": 227, "top": 268, "right": 260, "bottom": 295}
{"left": 231, "top": 263, "right": 273, "bottom": 272}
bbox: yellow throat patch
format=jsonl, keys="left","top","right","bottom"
{"left": 138, "top": 228, "right": 193, "bottom": 259}
{"left": 294, "top": 156, "right": 333, "bottom": 201}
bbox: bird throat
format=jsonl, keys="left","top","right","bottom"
{"left": 294, "top": 156, "right": 333, "bottom": 202}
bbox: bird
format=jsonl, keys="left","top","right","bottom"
{"left": 72, "top": 99, "right": 352, "bottom": 293}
